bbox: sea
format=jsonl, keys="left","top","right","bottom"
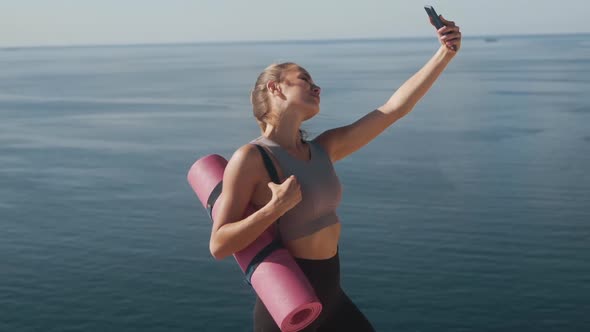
{"left": 1, "top": 34, "right": 589, "bottom": 331}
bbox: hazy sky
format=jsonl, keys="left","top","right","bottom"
{"left": 1, "top": 0, "right": 589, "bottom": 47}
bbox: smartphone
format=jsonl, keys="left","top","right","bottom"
{"left": 424, "top": 5, "right": 444, "bottom": 30}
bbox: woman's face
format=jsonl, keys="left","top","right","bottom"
{"left": 278, "top": 67, "right": 321, "bottom": 120}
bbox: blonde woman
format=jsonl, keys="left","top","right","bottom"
{"left": 210, "top": 16, "right": 462, "bottom": 332}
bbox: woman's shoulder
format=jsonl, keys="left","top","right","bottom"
{"left": 228, "top": 143, "right": 264, "bottom": 173}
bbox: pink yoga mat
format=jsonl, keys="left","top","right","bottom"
{"left": 187, "top": 154, "right": 322, "bottom": 332}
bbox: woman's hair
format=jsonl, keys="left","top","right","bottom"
{"left": 250, "top": 62, "right": 307, "bottom": 141}
{"left": 250, "top": 62, "right": 299, "bottom": 131}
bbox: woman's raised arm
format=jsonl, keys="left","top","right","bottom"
{"left": 315, "top": 17, "right": 462, "bottom": 162}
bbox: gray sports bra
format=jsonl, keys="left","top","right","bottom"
{"left": 251, "top": 136, "right": 343, "bottom": 241}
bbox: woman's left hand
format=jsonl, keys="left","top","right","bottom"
{"left": 431, "top": 15, "right": 461, "bottom": 53}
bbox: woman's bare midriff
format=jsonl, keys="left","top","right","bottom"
{"left": 284, "top": 222, "right": 340, "bottom": 259}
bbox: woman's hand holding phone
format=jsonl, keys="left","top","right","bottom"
{"left": 424, "top": 5, "right": 462, "bottom": 53}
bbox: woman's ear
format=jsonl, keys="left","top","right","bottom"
{"left": 266, "top": 80, "right": 281, "bottom": 95}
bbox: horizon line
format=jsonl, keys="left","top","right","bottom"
{"left": 1, "top": 32, "right": 589, "bottom": 51}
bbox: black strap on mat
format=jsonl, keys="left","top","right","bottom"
{"left": 243, "top": 144, "right": 284, "bottom": 285}
{"left": 206, "top": 182, "right": 223, "bottom": 220}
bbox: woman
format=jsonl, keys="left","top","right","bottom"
{"left": 210, "top": 16, "right": 462, "bottom": 332}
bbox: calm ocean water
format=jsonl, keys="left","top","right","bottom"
{"left": 1, "top": 34, "right": 589, "bottom": 331}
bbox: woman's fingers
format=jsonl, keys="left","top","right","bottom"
{"left": 438, "top": 25, "right": 460, "bottom": 36}
{"left": 438, "top": 22, "right": 461, "bottom": 52}
{"left": 440, "top": 32, "right": 461, "bottom": 41}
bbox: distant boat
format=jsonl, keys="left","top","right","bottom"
{"left": 484, "top": 37, "right": 499, "bottom": 43}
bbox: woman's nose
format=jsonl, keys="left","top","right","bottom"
{"left": 311, "top": 84, "right": 321, "bottom": 95}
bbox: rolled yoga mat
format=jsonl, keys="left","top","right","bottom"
{"left": 187, "top": 154, "right": 322, "bottom": 332}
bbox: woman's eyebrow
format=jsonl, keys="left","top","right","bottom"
{"left": 299, "top": 72, "right": 312, "bottom": 81}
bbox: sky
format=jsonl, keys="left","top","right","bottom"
{"left": 1, "top": 0, "right": 589, "bottom": 47}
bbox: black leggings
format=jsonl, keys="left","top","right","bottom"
{"left": 253, "top": 252, "right": 375, "bottom": 332}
